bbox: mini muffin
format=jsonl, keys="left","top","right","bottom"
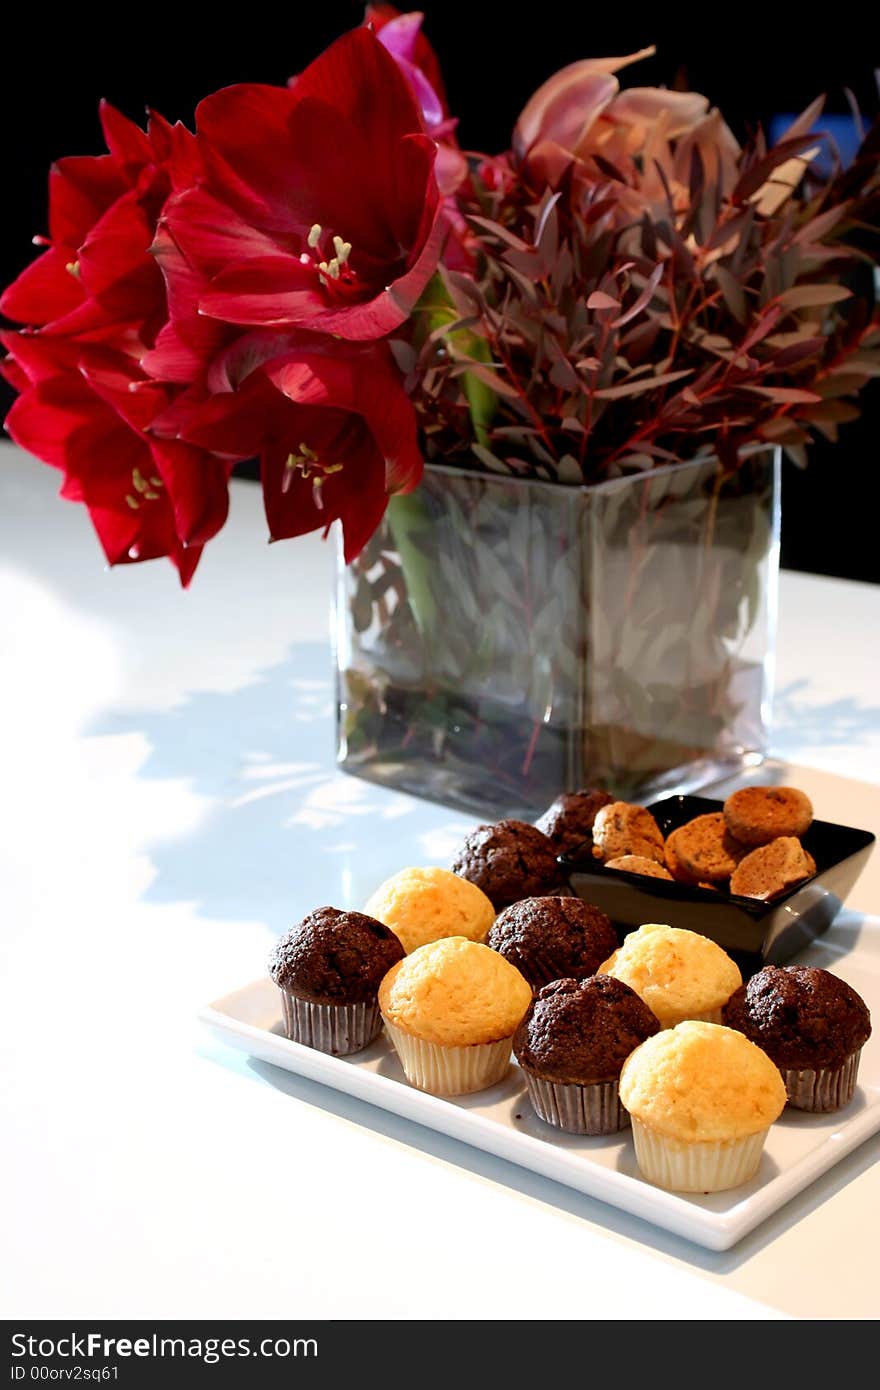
{"left": 667, "top": 812, "right": 746, "bottom": 885}
{"left": 451, "top": 819, "right": 566, "bottom": 909}
{"left": 535, "top": 788, "right": 614, "bottom": 855}
{"left": 487, "top": 896, "right": 618, "bottom": 991}
{"left": 514, "top": 975, "right": 660, "bottom": 1134}
{"left": 379, "top": 937, "right": 532, "bottom": 1095}
{"left": 591, "top": 802, "right": 665, "bottom": 865}
{"left": 605, "top": 855, "right": 674, "bottom": 881}
{"left": 270, "top": 907, "right": 405, "bottom": 1055}
{"left": 619, "top": 1022, "right": 787, "bottom": 1192}
{"left": 723, "top": 786, "right": 813, "bottom": 847}
{"left": 599, "top": 923, "right": 742, "bottom": 1028}
{"left": 723, "top": 965, "right": 872, "bottom": 1112}
{"left": 364, "top": 866, "right": 495, "bottom": 954}
{"left": 729, "top": 837, "right": 814, "bottom": 900}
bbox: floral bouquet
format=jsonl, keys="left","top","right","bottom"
{"left": 3, "top": 6, "right": 879, "bottom": 810}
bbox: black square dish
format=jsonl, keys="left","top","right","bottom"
{"left": 560, "top": 794, "right": 875, "bottom": 977}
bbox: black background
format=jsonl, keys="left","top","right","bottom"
{"left": 2, "top": 1, "right": 877, "bottom": 581}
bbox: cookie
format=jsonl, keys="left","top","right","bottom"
{"left": 591, "top": 803, "right": 665, "bottom": 865}
{"left": 723, "top": 786, "right": 813, "bottom": 848}
{"left": 604, "top": 855, "right": 674, "bottom": 881}
{"left": 670, "top": 812, "right": 747, "bottom": 885}
{"left": 535, "top": 789, "right": 614, "bottom": 855}
{"left": 729, "top": 837, "right": 813, "bottom": 901}
{"left": 664, "top": 826, "right": 700, "bottom": 885}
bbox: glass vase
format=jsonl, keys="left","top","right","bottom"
{"left": 334, "top": 450, "right": 780, "bottom": 820}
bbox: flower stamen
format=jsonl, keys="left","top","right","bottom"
{"left": 301, "top": 223, "right": 355, "bottom": 290}
{"left": 284, "top": 444, "right": 344, "bottom": 505}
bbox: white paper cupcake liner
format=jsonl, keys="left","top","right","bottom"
{"left": 382, "top": 1017, "right": 513, "bottom": 1095}
{"left": 782, "top": 1048, "right": 862, "bottom": 1112}
{"left": 280, "top": 991, "right": 381, "bottom": 1056}
{"left": 523, "top": 1074, "right": 628, "bottom": 1135}
{"left": 630, "top": 1118, "right": 769, "bottom": 1192}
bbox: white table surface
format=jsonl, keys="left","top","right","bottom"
{"left": 1, "top": 439, "right": 878, "bottom": 1322}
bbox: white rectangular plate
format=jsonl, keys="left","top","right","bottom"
{"left": 199, "top": 913, "right": 880, "bottom": 1251}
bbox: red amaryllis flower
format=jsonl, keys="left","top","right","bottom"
{"left": 161, "top": 27, "right": 443, "bottom": 341}
{"left": 2, "top": 335, "right": 230, "bottom": 585}
{"left": 1, "top": 103, "right": 198, "bottom": 350}
{"left": 153, "top": 337, "right": 423, "bottom": 560}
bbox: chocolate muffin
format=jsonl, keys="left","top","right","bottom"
{"left": 723, "top": 965, "right": 872, "bottom": 1112}
{"left": 514, "top": 975, "right": 660, "bottom": 1134}
{"left": 269, "top": 906, "right": 405, "bottom": 1056}
{"left": 451, "top": 819, "right": 566, "bottom": 909}
{"left": 487, "top": 896, "right": 618, "bottom": 990}
{"left": 535, "top": 789, "right": 614, "bottom": 856}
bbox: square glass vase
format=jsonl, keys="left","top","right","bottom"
{"left": 334, "top": 449, "right": 780, "bottom": 820}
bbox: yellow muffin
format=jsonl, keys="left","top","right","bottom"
{"left": 364, "top": 866, "right": 495, "bottom": 955}
{"left": 599, "top": 923, "right": 741, "bottom": 1028}
{"left": 619, "top": 1021, "right": 786, "bottom": 1191}
{"left": 379, "top": 937, "right": 532, "bottom": 1095}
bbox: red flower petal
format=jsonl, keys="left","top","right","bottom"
{"left": 366, "top": 4, "right": 450, "bottom": 113}
{"left": 4, "top": 374, "right": 97, "bottom": 469}
{"left": 264, "top": 348, "right": 422, "bottom": 494}
{"left": 171, "top": 543, "right": 203, "bottom": 587}
{"left": 146, "top": 111, "right": 202, "bottom": 189}
{"left": 0, "top": 247, "right": 85, "bottom": 325}
{"left": 1, "top": 330, "right": 79, "bottom": 384}
{"left": 144, "top": 219, "right": 234, "bottom": 383}
{"left": 194, "top": 83, "right": 301, "bottom": 225}
{"left": 160, "top": 186, "right": 288, "bottom": 276}
{"left": 260, "top": 430, "right": 388, "bottom": 562}
{"left": 99, "top": 101, "right": 154, "bottom": 172}
{"left": 78, "top": 355, "right": 168, "bottom": 433}
{"left": 293, "top": 26, "right": 423, "bottom": 132}
{"left": 197, "top": 256, "right": 326, "bottom": 328}
{"left": 87, "top": 502, "right": 142, "bottom": 566}
{"left": 48, "top": 155, "right": 127, "bottom": 249}
{"left": 77, "top": 189, "right": 164, "bottom": 323}
{"left": 199, "top": 186, "right": 443, "bottom": 341}
{"left": 148, "top": 437, "right": 232, "bottom": 547}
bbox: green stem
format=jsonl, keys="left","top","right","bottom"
{"left": 385, "top": 492, "right": 437, "bottom": 640}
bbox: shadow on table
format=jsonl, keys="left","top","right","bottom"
{"left": 87, "top": 640, "right": 469, "bottom": 932}
{"left": 772, "top": 679, "right": 880, "bottom": 758}
{"left": 244, "top": 1053, "right": 879, "bottom": 1277}
{"left": 87, "top": 651, "right": 880, "bottom": 939}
